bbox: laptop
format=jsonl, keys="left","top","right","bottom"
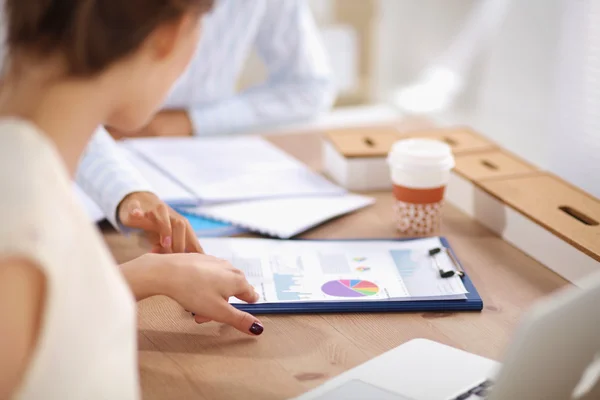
{"left": 294, "top": 271, "right": 600, "bottom": 400}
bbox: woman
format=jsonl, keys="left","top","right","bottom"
{"left": 0, "top": 0, "right": 263, "bottom": 398}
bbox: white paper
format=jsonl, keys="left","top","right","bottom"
{"left": 184, "top": 194, "right": 375, "bottom": 239}
{"left": 119, "top": 147, "right": 198, "bottom": 206}
{"left": 199, "top": 237, "right": 468, "bottom": 304}
{"left": 121, "top": 136, "right": 345, "bottom": 203}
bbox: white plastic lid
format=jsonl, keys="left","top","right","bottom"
{"left": 387, "top": 138, "right": 455, "bottom": 171}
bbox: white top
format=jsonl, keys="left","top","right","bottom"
{"left": 164, "top": 0, "right": 334, "bottom": 136}
{"left": 75, "top": 127, "right": 153, "bottom": 229}
{"left": 0, "top": 119, "right": 140, "bottom": 399}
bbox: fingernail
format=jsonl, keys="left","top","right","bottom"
{"left": 131, "top": 208, "right": 144, "bottom": 217}
{"left": 249, "top": 322, "right": 264, "bottom": 335}
{"left": 162, "top": 236, "right": 172, "bottom": 247}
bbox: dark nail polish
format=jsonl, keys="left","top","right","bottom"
{"left": 249, "top": 322, "right": 264, "bottom": 335}
{"left": 191, "top": 312, "right": 195, "bottom": 317}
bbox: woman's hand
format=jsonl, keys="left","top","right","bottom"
{"left": 120, "top": 253, "right": 264, "bottom": 336}
{"left": 118, "top": 191, "right": 203, "bottom": 254}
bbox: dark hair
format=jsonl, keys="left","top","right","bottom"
{"left": 4, "top": 0, "right": 214, "bottom": 76}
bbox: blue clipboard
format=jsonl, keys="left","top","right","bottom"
{"left": 233, "top": 237, "right": 483, "bottom": 314}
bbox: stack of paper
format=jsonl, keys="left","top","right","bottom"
{"left": 199, "top": 236, "right": 469, "bottom": 305}
{"left": 119, "top": 147, "right": 198, "bottom": 206}
{"left": 114, "top": 136, "right": 374, "bottom": 238}
{"left": 120, "top": 136, "right": 345, "bottom": 204}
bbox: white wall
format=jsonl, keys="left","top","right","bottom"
{"left": 549, "top": 0, "right": 600, "bottom": 198}
{"left": 372, "top": 0, "right": 564, "bottom": 170}
{"left": 371, "top": 0, "right": 477, "bottom": 101}
{"left": 306, "top": 0, "right": 334, "bottom": 24}
{"left": 465, "top": 0, "right": 563, "bottom": 169}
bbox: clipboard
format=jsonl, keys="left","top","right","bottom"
{"left": 232, "top": 237, "right": 483, "bottom": 314}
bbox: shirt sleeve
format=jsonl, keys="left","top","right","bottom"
{"left": 189, "top": 0, "right": 337, "bottom": 136}
{"left": 75, "top": 127, "right": 153, "bottom": 230}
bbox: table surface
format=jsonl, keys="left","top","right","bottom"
{"left": 104, "top": 131, "right": 569, "bottom": 400}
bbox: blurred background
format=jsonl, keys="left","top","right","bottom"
{"left": 239, "top": 0, "right": 600, "bottom": 199}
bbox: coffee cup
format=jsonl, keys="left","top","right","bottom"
{"left": 387, "top": 138, "right": 455, "bottom": 235}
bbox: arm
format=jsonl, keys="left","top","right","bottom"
{"left": 75, "top": 126, "right": 153, "bottom": 230}
{"left": 189, "top": 0, "right": 337, "bottom": 136}
{"left": 0, "top": 258, "right": 46, "bottom": 399}
{"left": 120, "top": 255, "right": 166, "bottom": 301}
{"left": 75, "top": 127, "right": 203, "bottom": 253}
{"left": 119, "top": 253, "right": 264, "bottom": 336}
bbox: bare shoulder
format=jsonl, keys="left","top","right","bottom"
{"left": 0, "top": 257, "right": 47, "bottom": 399}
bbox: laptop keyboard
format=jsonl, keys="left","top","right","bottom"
{"left": 451, "top": 379, "right": 495, "bottom": 399}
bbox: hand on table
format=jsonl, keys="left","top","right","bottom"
{"left": 118, "top": 191, "right": 203, "bottom": 254}
{"left": 107, "top": 110, "right": 193, "bottom": 139}
{"left": 121, "top": 253, "right": 264, "bottom": 336}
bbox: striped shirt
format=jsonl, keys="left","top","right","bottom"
{"left": 164, "top": 0, "right": 335, "bottom": 136}
{"left": 75, "top": 127, "right": 154, "bottom": 228}
{"left": 2, "top": 0, "right": 335, "bottom": 226}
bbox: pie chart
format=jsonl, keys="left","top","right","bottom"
{"left": 321, "top": 279, "right": 379, "bottom": 298}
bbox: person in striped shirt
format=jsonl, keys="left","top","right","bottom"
{"left": 107, "top": 0, "right": 335, "bottom": 138}
{"left": 1, "top": 0, "right": 335, "bottom": 253}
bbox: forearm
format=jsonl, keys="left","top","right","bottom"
{"left": 76, "top": 127, "right": 152, "bottom": 228}
{"left": 119, "top": 255, "right": 170, "bottom": 302}
{"left": 0, "top": 259, "right": 46, "bottom": 399}
{"left": 189, "top": 79, "right": 335, "bottom": 136}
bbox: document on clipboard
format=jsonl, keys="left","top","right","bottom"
{"left": 199, "top": 236, "right": 473, "bottom": 311}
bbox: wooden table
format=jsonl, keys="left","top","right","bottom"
{"left": 104, "top": 132, "right": 568, "bottom": 400}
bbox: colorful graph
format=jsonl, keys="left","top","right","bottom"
{"left": 321, "top": 279, "right": 379, "bottom": 298}
{"left": 274, "top": 274, "right": 312, "bottom": 301}
{"left": 356, "top": 266, "right": 371, "bottom": 272}
{"left": 390, "top": 250, "right": 419, "bottom": 277}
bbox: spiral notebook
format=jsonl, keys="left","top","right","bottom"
{"left": 118, "top": 136, "right": 346, "bottom": 205}
{"left": 181, "top": 194, "right": 375, "bottom": 239}
{"left": 112, "top": 136, "right": 373, "bottom": 238}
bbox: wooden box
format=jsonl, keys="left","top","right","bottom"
{"left": 452, "top": 149, "right": 539, "bottom": 182}
{"left": 448, "top": 166, "right": 600, "bottom": 284}
{"left": 399, "top": 127, "right": 496, "bottom": 155}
